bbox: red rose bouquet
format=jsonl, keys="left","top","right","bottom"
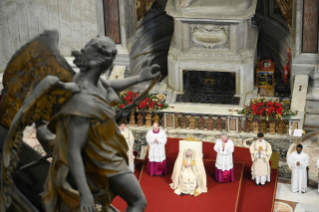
{"left": 114, "top": 91, "right": 169, "bottom": 112}
{"left": 238, "top": 98, "right": 296, "bottom": 120}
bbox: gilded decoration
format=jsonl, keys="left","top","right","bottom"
{"left": 190, "top": 24, "right": 229, "bottom": 49}
{"left": 183, "top": 136, "right": 200, "bottom": 142}
{"left": 275, "top": 0, "right": 292, "bottom": 27}
{"left": 136, "top": 0, "right": 163, "bottom": 21}
{"left": 273, "top": 0, "right": 293, "bottom": 30}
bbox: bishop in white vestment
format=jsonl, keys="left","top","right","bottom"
{"left": 170, "top": 149, "right": 207, "bottom": 196}
{"left": 146, "top": 122, "right": 167, "bottom": 176}
{"left": 289, "top": 144, "right": 309, "bottom": 193}
{"left": 214, "top": 133, "right": 235, "bottom": 182}
{"left": 120, "top": 122, "right": 135, "bottom": 172}
{"left": 249, "top": 132, "right": 272, "bottom": 186}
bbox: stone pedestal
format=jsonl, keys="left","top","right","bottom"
{"left": 165, "top": 0, "right": 258, "bottom": 96}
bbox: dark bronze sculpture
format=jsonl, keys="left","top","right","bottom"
{"left": 0, "top": 29, "right": 161, "bottom": 212}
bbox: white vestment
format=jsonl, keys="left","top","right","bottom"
{"left": 214, "top": 138, "right": 234, "bottom": 171}
{"left": 289, "top": 151, "right": 309, "bottom": 193}
{"left": 170, "top": 149, "right": 207, "bottom": 196}
{"left": 120, "top": 128, "right": 135, "bottom": 172}
{"left": 249, "top": 139, "right": 272, "bottom": 185}
{"left": 181, "top": 158, "right": 197, "bottom": 195}
{"left": 146, "top": 129, "right": 167, "bottom": 162}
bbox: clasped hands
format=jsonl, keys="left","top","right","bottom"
{"left": 154, "top": 138, "right": 158, "bottom": 143}
{"left": 296, "top": 161, "right": 300, "bottom": 166}
{"left": 222, "top": 142, "right": 226, "bottom": 148}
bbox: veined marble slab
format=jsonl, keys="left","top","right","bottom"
{"left": 291, "top": 75, "right": 309, "bottom": 113}
{"left": 276, "top": 182, "right": 319, "bottom": 207}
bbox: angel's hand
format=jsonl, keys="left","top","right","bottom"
{"left": 138, "top": 57, "right": 161, "bottom": 82}
{"left": 80, "top": 193, "right": 96, "bottom": 212}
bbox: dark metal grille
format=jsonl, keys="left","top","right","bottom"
{"left": 176, "top": 93, "right": 240, "bottom": 105}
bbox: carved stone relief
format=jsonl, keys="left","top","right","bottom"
{"left": 180, "top": 0, "right": 196, "bottom": 7}
{"left": 190, "top": 24, "right": 230, "bottom": 49}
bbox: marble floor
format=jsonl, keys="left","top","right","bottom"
{"left": 275, "top": 182, "right": 319, "bottom": 212}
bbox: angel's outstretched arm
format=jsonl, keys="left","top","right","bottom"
{"left": 67, "top": 116, "right": 96, "bottom": 211}
{"left": 104, "top": 58, "right": 160, "bottom": 92}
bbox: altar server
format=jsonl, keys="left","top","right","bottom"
{"left": 214, "top": 133, "right": 235, "bottom": 182}
{"left": 120, "top": 122, "right": 135, "bottom": 172}
{"left": 170, "top": 149, "right": 207, "bottom": 196}
{"left": 147, "top": 122, "right": 167, "bottom": 176}
{"left": 289, "top": 144, "right": 309, "bottom": 193}
{"left": 249, "top": 132, "right": 272, "bottom": 186}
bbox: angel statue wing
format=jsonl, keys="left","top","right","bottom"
{"left": 0, "top": 29, "right": 78, "bottom": 211}
{"left": 0, "top": 29, "right": 75, "bottom": 130}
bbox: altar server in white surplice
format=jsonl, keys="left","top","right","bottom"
{"left": 170, "top": 149, "right": 207, "bottom": 196}
{"left": 119, "top": 122, "right": 135, "bottom": 172}
{"left": 249, "top": 132, "right": 272, "bottom": 186}
{"left": 147, "top": 122, "right": 167, "bottom": 176}
{"left": 214, "top": 133, "right": 235, "bottom": 183}
{"left": 289, "top": 144, "right": 309, "bottom": 193}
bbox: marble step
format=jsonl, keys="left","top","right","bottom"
{"left": 304, "top": 114, "right": 319, "bottom": 126}
{"left": 305, "top": 100, "right": 319, "bottom": 114}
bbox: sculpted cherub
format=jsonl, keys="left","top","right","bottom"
{"left": 0, "top": 29, "right": 161, "bottom": 212}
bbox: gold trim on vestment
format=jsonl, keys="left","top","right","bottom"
{"left": 183, "top": 160, "right": 187, "bottom": 166}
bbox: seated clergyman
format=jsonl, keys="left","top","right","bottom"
{"left": 170, "top": 149, "right": 207, "bottom": 196}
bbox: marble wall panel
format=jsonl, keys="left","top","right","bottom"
{"left": 103, "top": 0, "right": 121, "bottom": 44}
{"left": 0, "top": 0, "right": 99, "bottom": 72}
{"left": 302, "top": 0, "right": 319, "bottom": 53}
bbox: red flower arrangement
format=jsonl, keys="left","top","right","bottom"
{"left": 114, "top": 91, "right": 169, "bottom": 112}
{"left": 238, "top": 98, "right": 296, "bottom": 120}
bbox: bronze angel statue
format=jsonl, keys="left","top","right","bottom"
{"left": 0, "top": 29, "right": 161, "bottom": 212}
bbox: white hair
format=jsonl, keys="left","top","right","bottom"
{"left": 221, "top": 132, "right": 228, "bottom": 137}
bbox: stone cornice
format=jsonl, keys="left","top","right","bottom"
{"left": 165, "top": 0, "right": 258, "bottom": 21}
{"left": 168, "top": 47, "right": 254, "bottom": 63}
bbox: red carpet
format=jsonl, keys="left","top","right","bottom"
{"left": 111, "top": 138, "right": 278, "bottom": 212}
